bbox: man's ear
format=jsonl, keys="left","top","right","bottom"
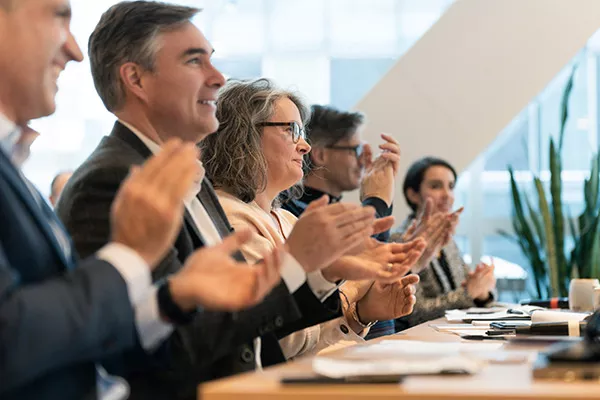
{"left": 310, "top": 147, "right": 327, "bottom": 167}
{"left": 406, "top": 187, "right": 421, "bottom": 208}
{"left": 119, "top": 62, "right": 149, "bottom": 103}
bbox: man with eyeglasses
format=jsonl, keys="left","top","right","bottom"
{"left": 282, "top": 104, "right": 404, "bottom": 340}
{"left": 283, "top": 104, "right": 399, "bottom": 243}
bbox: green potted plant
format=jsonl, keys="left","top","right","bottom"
{"left": 502, "top": 67, "right": 600, "bottom": 299}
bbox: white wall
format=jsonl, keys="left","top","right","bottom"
{"left": 349, "top": 0, "right": 600, "bottom": 221}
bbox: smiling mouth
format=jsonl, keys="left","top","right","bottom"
{"left": 198, "top": 100, "right": 216, "bottom": 106}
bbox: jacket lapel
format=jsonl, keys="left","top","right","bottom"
{"left": 0, "top": 150, "right": 72, "bottom": 268}
{"left": 197, "top": 180, "right": 246, "bottom": 262}
{"left": 430, "top": 256, "right": 452, "bottom": 293}
{"left": 197, "top": 179, "right": 233, "bottom": 238}
{"left": 445, "top": 241, "right": 467, "bottom": 285}
{"left": 110, "top": 121, "right": 208, "bottom": 245}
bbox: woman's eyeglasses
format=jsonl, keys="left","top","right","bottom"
{"left": 325, "top": 143, "right": 365, "bottom": 159}
{"left": 258, "top": 121, "right": 306, "bottom": 143}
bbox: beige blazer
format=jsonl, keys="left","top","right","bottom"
{"left": 216, "top": 190, "right": 367, "bottom": 359}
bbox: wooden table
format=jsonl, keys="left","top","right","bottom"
{"left": 200, "top": 318, "right": 600, "bottom": 400}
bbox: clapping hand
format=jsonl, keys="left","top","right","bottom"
{"left": 169, "top": 229, "right": 283, "bottom": 311}
{"left": 322, "top": 237, "right": 425, "bottom": 283}
{"left": 354, "top": 274, "right": 421, "bottom": 323}
{"left": 462, "top": 262, "right": 496, "bottom": 301}
{"left": 359, "top": 134, "right": 401, "bottom": 207}
{"left": 396, "top": 198, "right": 464, "bottom": 273}
{"left": 285, "top": 196, "right": 376, "bottom": 273}
{"left": 111, "top": 139, "right": 200, "bottom": 268}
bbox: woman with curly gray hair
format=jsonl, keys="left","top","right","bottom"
{"left": 201, "top": 78, "right": 423, "bottom": 359}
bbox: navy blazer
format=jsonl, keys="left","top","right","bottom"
{"left": 0, "top": 149, "right": 137, "bottom": 400}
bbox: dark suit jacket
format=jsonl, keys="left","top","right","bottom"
{"left": 0, "top": 148, "right": 137, "bottom": 400}
{"left": 55, "top": 121, "right": 341, "bottom": 400}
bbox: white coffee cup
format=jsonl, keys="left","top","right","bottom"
{"left": 569, "top": 278, "right": 600, "bottom": 312}
{"left": 593, "top": 287, "right": 600, "bottom": 311}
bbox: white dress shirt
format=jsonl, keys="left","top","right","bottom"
{"left": 121, "top": 120, "right": 339, "bottom": 367}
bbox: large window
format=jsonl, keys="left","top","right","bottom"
{"left": 454, "top": 48, "right": 600, "bottom": 299}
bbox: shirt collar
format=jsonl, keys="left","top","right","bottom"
{"left": 0, "top": 112, "right": 20, "bottom": 155}
{"left": 119, "top": 119, "right": 162, "bottom": 156}
{"left": 119, "top": 119, "right": 205, "bottom": 200}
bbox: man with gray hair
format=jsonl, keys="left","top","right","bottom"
{"left": 56, "top": 1, "right": 380, "bottom": 399}
{"left": 0, "top": 0, "right": 283, "bottom": 399}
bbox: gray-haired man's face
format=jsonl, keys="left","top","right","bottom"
{"left": 135, "top": 22, "right": 226, "bottom": 143}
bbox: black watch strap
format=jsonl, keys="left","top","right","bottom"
{"left": 157, "top": 281, "right": 197, "bottom": 325}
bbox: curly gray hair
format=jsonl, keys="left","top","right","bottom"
{"left": 201, "top": 78, "right": 310, "bottom": 204}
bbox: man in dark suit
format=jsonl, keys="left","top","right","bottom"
{"left": 0, "top": 1, "right": 284, "bottom": 399}
{"left": 56, "top": 2, "right": 382, "bottom": 399}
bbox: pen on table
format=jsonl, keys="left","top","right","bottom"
{"left": 486, "top": 330, "right": 514, "bottom": 336}
{"left": 281, "top": 376, "right": 404, "bottom": 384}
{"left": 520, "top": 297, "right": 569, "bottom": 309}
{"left": 461, "top": 335, "right": 507, "bottom": 341}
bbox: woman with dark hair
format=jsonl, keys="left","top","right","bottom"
{"left": 201, "top": 78, "right": 426, "bottom": 359}
{"left": 392, "top": 157, "right": 496, "bottom": 327}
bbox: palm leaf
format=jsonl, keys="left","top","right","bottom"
{"left": 558, "top": 66, "right": 576, "bottom": 151}
{"left": 549, "top": 139, "right": 568, "bottom": 295}
{"left": 534, "top": 177, "right": 560, "bottom": 297}
{"left": 508, "top": 168, "right": 547, "bottom": 298}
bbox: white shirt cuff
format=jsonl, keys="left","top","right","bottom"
{"left": 307, "top": 270, "right": 340, "bottom": 301}
{"left": 96, "top": 242, "right": 152, "bottom": 305}
{"left": 134, "top": 285, "right": 174, "bottom": 350}
{"left": 280, "top": 252, "right": 306, "bottom": 293}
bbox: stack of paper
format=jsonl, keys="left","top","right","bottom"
{"left": 445, "top": 308, "right": 532, "bottom": 323}
{"left": 312, "top": 340, "right": 497, "bottom": 378}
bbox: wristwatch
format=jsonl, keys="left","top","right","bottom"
{"left": 349, "top": 301, "right": 378, "bottom": 330}
{"left": 157, "top": 280, "right": 197, "bottom": 324}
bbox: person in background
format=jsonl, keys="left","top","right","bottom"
{"left": 282, "top": 104, "right": 401, "bottom": 339}
{"left": 201, "top": 78, "right": 425, "bottom": 358}
{"left": 0, "top": 0, "right": 281, "bottom": 399}
{"left": 392, "top": 156, "right": 496, "bottom": 328}
{"left": 49, "top": 170, "right": 72, "bottom": 206}
{"left": 283, "top": 105, "right": 396, "bottom": 242}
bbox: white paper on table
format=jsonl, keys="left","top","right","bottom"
{"left": 312, "top": 355, "right": 483, "bottom": 378}
{"left": 445, "top": 310, "right": 530, "bottom": 322}
{"left": 431, "top": 323, "right": 491, "bottom": 332}
{"left": 457, "top": 306, "right": 508, "bottom": 313}
{"left": 342, "top": 340, "right": 503, "bottom": 359}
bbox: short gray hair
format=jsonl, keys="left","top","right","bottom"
{"left": 88, "top": 1, "right": 200, "bottom": 111}
{"left": 201, "top": 78, "right": 310, "bottom": 204}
